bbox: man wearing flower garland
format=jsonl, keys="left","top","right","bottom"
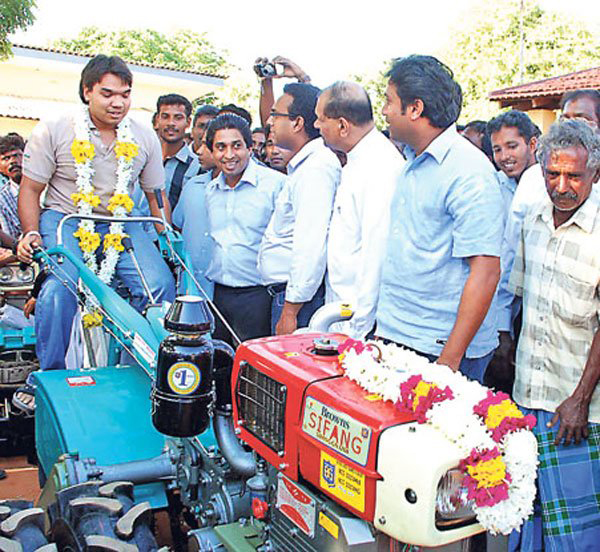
{"left": 508, "top": 119, "right": 600, "bottom": 550}
{"left": 16, "top": 55, "right": 175, "bottom": 395}
{"left": 375, "top": 55, "right": 503, "bottom": 383}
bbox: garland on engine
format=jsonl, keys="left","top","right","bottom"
{"left": 338, "top": 338, "right": 538, "bottom": 536}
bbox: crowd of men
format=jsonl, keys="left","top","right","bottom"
{"left": 0, "top": 52, "right": 599, "bottom": 550}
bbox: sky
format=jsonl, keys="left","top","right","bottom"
{"left": 10, "top": 0, "right": 600, "bottom": 89}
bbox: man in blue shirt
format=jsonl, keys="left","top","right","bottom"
{"left": 204, "top": 114, "right": 285, "bottom": 345}
{"left": 132, "top": 94, "right": 200, "bottom": 230}
{"left": 375, "top": 55, "right": 504, "bottom": 383}
{"left": 486, "top": 110, "right": 540, "bottom": 391}
{"left": 173, "top": 131, "right": 221, "bottom": 298}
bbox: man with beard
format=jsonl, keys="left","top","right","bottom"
{"left": 0, "top": 134, "right": 25, "bottom": 244}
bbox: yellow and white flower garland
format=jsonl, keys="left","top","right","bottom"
{"left": 71, "top": 109, "right": 137, "bottom": 326}
{"left": 339, "top": 339, "right": 538, "bottom": 535}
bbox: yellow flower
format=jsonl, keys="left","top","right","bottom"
{"left": 83, "top": 311, "right": 103, "bottom": 328}
{"left": 71, "top": 192, "right": 101, "bottom": 208}
{"left": 412, "top": 380, "right": 436, "bottom": 409}
{"left": 107, "top": 193, "right": 134, "bottom": 213}
{"left": 103, "top": 232, "right": 127, "bottom": 252}
{"left": 114, "top": 141, "right": 139, "bottom": 162}
{"left": 466, "top": 456, "right": 507, "bottom": 489}
{"left": 73, "top": 227, "right": 101, "bottom": 253}
{"left": 485, "top": 400, "right": 524, "bottom": 429}
{"left": 71, "top": 140, "right": 95, "bottom": 163}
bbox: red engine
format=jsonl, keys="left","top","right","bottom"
{"left": 231, "top": 332, "right": 416, "bottom": 522}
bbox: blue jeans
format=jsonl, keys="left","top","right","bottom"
{"left": 35, "top": 210, "right": 175, "bottom": 371}
{"left": 268, "top": 282, "right": 325, "bottom": 335}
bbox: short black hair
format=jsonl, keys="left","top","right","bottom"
{"left": 386, "top": 55, "right": 462, "bottom": 129}
{"left": 206, "top": 113, "right": 252, "bottom": 151}
{"left": 218, "top": 104, "right": 252, "bottom": 127}
{"left": 283, "top": 82, "right": 321, "bottom": 140}
{"left": 252, "top": 127, "right": 266, "bottom": 135}
{"left": 560, "top": 89, "right": 600, "bottom": 123}
{"left": 487, "top": 110, "right": 540, "bottom": 143}
{"left": 156, "top": 94, "right": 192, "bottom": 118}
{"left": 79, "top": 55, "right": 132, "bottom": 105}
{"left": 464, "top": 120, "right": 488, "bottom": 135}
{"left": 0, "top": 135, "right": 25, "bottom": 155}
{"left": 321, "top": 81, "right": 373, "bottom": 126}
{"left": 193, "top": 105, "right": 220, "bottom": 127}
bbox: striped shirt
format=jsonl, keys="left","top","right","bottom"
{"left": 509, "top": 188, "right": 600, "bottom": 422}
{"left": 0, "top": 179, "right": 21, "bottom": 239}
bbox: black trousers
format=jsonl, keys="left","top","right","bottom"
{"left": 211, "top": 283, "right": 272, "bottom": 347}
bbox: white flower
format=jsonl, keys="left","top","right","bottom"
{"left": 340, "top": 340, "right": 539, "bottom": 535}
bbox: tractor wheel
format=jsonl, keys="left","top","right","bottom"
{"left": 0, "top": 499, "right": 53, "bottom": 552}
{"left": 48, "top": 481, "right": 158, "bottom": 552}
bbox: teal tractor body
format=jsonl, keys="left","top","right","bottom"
{"left": 31, "top": 230, "right": 218, "bottom": 508}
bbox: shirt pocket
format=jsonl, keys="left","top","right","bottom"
{"left": 551, "top": 271, "right": 597, "bottom": 328}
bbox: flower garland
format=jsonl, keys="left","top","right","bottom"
{"left": 71, "top": 109, "right": 138, "bottom": 327}
{"left": 338, "top": 339, "right": 538, "bottom": 535}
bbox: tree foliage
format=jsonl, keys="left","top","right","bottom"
{"left": 440, "top": 0, "right": 600, "bottom": 121}
{"left": 54, "top": 27, "right": 231, "bottom": 77}
{"left": 0, "top": 0, "right": 36, "bottom": 59}
{"left": 355, "top": 0, "right": 600, "bottom": 125}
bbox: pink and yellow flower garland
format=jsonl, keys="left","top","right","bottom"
{"left": 339, "top": 338, "right": 538, "bottom": 535}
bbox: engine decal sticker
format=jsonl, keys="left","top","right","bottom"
{"left": 318, "top": 511, "right": 339, "bottom": 539}
{"left": 167, "top": 362, "right": 201, "bottom": 395}
{"left": 66, "top": 376, "right": 96, "bottom": 387}
{"left": 319, "top": 450, "right": 365, "bottom": 513}
{"left": 302, "top": 397, "right": 372, "bottom": 466}
{"left": 283, "top": 352, "right": 299, "bottom": 358}
{"left": 276, "top": 473, "right": 316, "bottom": 537}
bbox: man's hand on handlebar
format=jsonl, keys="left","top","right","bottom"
{"left": 17, "top": 232, "right": 43, "bottom": 264}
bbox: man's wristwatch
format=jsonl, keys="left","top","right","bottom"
{"left": 19, "top": 230, "right": 42, "bottom": 241}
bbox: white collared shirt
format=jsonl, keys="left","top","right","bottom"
{"left": 258, "top": 138, "right": 341, "bottom": 303}
{"left": 326, "top": 128, "right": 404, "bottom": 338}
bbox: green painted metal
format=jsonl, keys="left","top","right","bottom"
{"left": 0, "top": 326, "right": 35, "bottom": 348}
{"left": 34, "top": 365, "right": 165, "bottom": 473}
{"left": 214, "top": 520, "right": 265, "bottom": 552}
{"left": 37, "top": 246, "right": 160, "bottom": 371}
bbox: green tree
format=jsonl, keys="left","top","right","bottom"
{"left": 441, "top": 0, "right": 600, "bottom": 122}
{"left": 0, "top": 0, "right": 36, "bottom": 59}
{"left": 354, "top": 1, "right": 600, "bottom": 125}
{"left": 54, "top": 27, "right": 231, "bottom": 77}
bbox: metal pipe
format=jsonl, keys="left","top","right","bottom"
{"left": 213, "top": 409, "right": 256, "bottom": 478}
{"left": 56, "top": 214, "right": 173, "bottom": 246}
{"left": 304, "top": 301, "right": 354, "bottom": 333}
{"left": 122, "top": 236, "right": 156, "bottom": 305}
{"left": 85, "top": 453, "right": 176, "bottom": 485}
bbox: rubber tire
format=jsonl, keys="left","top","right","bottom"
{"left": 48, "top": 482, "right": 158, "bottom": 552}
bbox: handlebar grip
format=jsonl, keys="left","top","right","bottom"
{"left": 154, "top": 189, "right": 164, "bottom": 210}
{"left": 122, "top": 236, "right": 134, "bottom": 252}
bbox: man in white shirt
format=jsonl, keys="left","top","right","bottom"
{"left": 314, "top": 82, "right": 404, "bottom": 338}
{"left": 259, "top": 83, "right": 341, "bottom": 335}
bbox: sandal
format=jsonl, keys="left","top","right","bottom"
{"left": 12, "top": 383, "right": 36, "bottom": 414}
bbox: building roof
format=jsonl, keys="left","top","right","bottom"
{"left": 0, "top": 96, "right": 72, "bottom": 121}
{"left": 12, "top": 43, "right": 226, "bottom": 80}
{"left": 489, "top": 67, "right": 600, "bottom": 110}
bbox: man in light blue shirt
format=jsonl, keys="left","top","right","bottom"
{"left": 485, "top": 110, "right": 540, "bottom": 390}
{"left": 204, "top": 114, "right": 285, "bottom": 345}
{"left": 259, "top": 82, "right": 341, "bottom": 335}
{"left": 376, "top": 55, "right": 503, "bottom": 383}
{"left": 172, "top": 132, "right": 221, "bottom": 299}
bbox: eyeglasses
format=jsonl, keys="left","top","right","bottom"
{"left": 269, "top": 111, "right": 300, "bottom": 119}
